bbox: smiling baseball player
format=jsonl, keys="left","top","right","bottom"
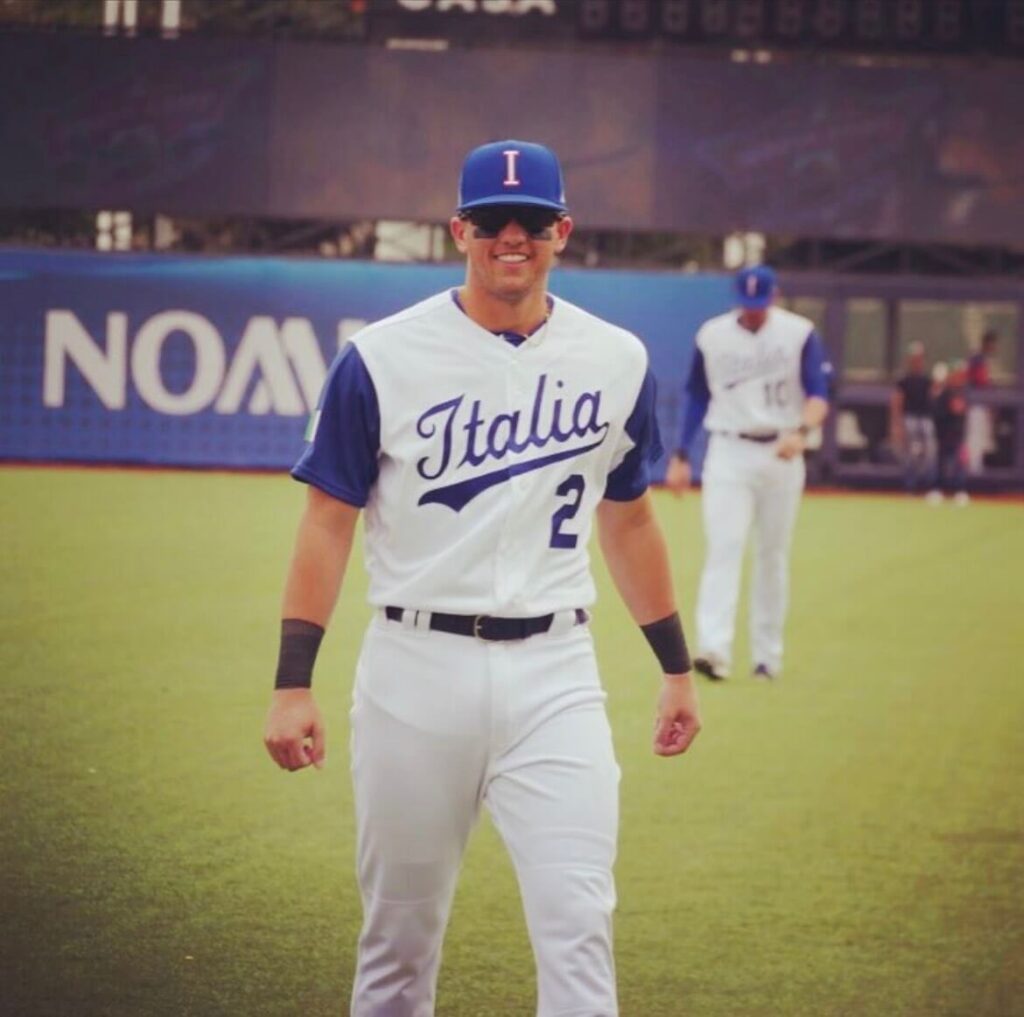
{"left": 263, "top": 140, "right": 701, "bottom": 1017}
{"left": 665, "top": 265, "right": 831, "bottom": 681}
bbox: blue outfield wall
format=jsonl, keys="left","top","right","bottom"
{"left": 0, "top": 250, "right": 733, "bottom": 478}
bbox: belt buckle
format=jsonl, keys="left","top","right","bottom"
{"left": 472, "top": 615, "right": 491, "bottom": 641}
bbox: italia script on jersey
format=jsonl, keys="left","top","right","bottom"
{"left": 416, "top": 373, "right": 609, "bottom": 512}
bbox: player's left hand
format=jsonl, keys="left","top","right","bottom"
{"left": 775, "top": 430, "right": 806, "bottom": 460}
{"left": 264, "top": 689, "right": 326, "bottom": 772}
{"left": 653, "top": 673, "right": 702, "bottom": 757}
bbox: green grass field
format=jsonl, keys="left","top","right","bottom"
{"left": 2, "top": 467, "right": 1022, "bottom": 1017}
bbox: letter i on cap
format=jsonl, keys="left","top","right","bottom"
{"left": 457, "top": 140, "right": 569, "bottom": 213}
{"left": 735, "top": 265, "right": 776, "bottom": 309}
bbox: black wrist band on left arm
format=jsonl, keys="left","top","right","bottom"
{"left": 640, "top": 612, "right": 692, "bottom": 675}
{"left": 274, "top": 618, "right": 325, "bottom": 689}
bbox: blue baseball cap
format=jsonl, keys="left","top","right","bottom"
{"left": 735, "top": 265, "right": 777, "bottom": 309}
{"left": 457, "top": 140, "right": 568, "bottom": 213}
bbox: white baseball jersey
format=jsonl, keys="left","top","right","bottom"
{"left": 293, "top": 290, "right": 662, "bottom": 615}
{"left": 692, "top": 306, "right": 825, "bottom": 436}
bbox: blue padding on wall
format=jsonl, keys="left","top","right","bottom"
{"left": 0, "top": 250, "right": 734, "bottom": 478}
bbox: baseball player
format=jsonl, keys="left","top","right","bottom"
{"left": 665, "top": 265, "right": 831, "bottom": 681}
{"left": 263, "top": 140, "right": 701, "bottom": 1017}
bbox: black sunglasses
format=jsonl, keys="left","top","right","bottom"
{"left": 461, "top": 205, "right": 563, "bottom": 239}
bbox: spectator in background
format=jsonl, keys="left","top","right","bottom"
{"left": 929, "top": 361, "right": 970, "bottom": 506}
{"left": 890, "top": 341, "right": 936, "bottom": 495}
{"left": 965, "top": 329, "right": 998, "bottom": 475}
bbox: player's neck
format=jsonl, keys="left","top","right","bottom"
{"left": 738, "top": 308, "right": 769, "bottom": 333}
{"left": 457, "top": 286, "right": 550, "bottom": 336}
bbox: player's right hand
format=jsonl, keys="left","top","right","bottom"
{"left": 653, "top": 673, "right": 701, "bottom": 757}
{"left": 663, "top": 455, "right": 691, "bottom": 497}
{"left": 264, "top": 689, "right": 326, "bottom": 772}
{"left": 775, "top": 431, "right": 806, "bottom": 460}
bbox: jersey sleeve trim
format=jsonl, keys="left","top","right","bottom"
{"left": 801, "top": 331, "right": 832, "bottom": 400}
{"left": 290, "top": 465, "right": 369, "bottom": 508}
{"left": 679, "top": 347, "right": 710, "bottom": 451}
{"left": 290, "top": 343, "right": 381, "bottom": 505}
{"left": 604, "top": 366, "right": 664, "bottom": 502}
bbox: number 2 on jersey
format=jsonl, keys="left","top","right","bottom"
{"left": 550, "top": 474, "right": 585, "bottom": 549}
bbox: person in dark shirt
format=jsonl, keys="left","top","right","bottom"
{"left": 890, "top": 341, "right": 936, "bottom": 494}
{"left": 930, "top": 360, "right": 969, "bottom": 506}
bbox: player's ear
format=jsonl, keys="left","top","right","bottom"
{"left": 451, "top": 216, "right": 470, "bottom": 254}
{"left": 553, "top": 215, "right": 573, "bottom": 254}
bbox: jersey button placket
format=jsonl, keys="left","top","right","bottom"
{"left": 501, "top": 366, "right": 534, "bottom": 601}
{"left": 492, "top": 367, "right": 522, "bottom": 605}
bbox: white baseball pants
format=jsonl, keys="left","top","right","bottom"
{"left": 697, "top": 434, "right": 805, "bottom": 673}
{"left": 349, "top": 611, "right": 620, "bottom": 1017}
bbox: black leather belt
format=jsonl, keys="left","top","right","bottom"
{"left": 384, "top": 607, "right": 588, "bottom": 641}
{"left": 714, "top": 430, "right": 779, "bottom": 443}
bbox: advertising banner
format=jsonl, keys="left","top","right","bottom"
{"left": 0, "top": 250, "right": 732, "bottom": 475}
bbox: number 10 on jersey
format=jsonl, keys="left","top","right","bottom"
{"left": 764, "top": 379, "right": 789, "bottom": 407}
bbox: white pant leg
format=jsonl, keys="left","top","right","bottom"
{"left": 485, "top": 628, "right": 620, "bottom": 1017}
{"left": 697, "top": 437, "right": 756, "bottom": 667}
{"left": 349, "top": 620, "right": 489, "bottom": 1017}
{"left": 749, "top": 454, "right": 805, "bottom": 673}
{"left": 965, "top": 404, "right": 991, "bottom": 475}
{"left": 904, "top": 415, "right": 937, "bottom": 491}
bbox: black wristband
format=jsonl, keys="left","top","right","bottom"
{"left": 274, "top": 618, "right": 325, "bottom": 690}
{"left": 640, "top": 612, "right": 692, "bottom": 675}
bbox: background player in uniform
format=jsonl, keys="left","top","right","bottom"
{"left": 263, "top": 140, "right": 701, "bottom": 1017}
{"left": 665, "top": 265, "right": 831, "bottom": 681}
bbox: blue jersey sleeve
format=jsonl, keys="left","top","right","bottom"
{"left": 291, "top": 344, "right": 381, "bottom": 507}
{"left": 604, "top": 367, "right": 664, "bottom": 502}
{"left": 678, "top": 347, "right": 710, "bottom": 452}
{"left": 801, "top": 331, "right": 832, "bottom": 400}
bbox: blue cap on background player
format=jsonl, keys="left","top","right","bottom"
{"left": 735, "top": 265, "right": 777, "bottom": 309}
{"left": 457, "top": 140, "right": 568, "bottom": 213}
